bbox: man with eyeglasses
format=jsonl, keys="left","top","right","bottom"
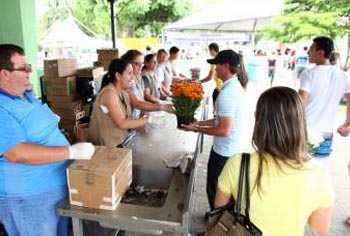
{"left": 0, "top": 44, "right": 95, "bottom": 236}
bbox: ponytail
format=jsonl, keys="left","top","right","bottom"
{"left": 101, "top": 73, "right": 112, "bottom": 90}
{"left": 233, "top": 54, "right": 248, "bottom": 89}
{"left": 100, "top": 58, "right": 129, "bottom": 90}
{"left": 237, "top": 54, "right": 248, "bottom": 89}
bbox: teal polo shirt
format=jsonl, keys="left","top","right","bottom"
{"left": 0, "top": 89, "right": 69, "bottom": 196}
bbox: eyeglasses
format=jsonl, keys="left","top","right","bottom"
{"left": 132, "top": 62, "right": 144, "bottom": 67}
{"left": 7, "top": 64, "right": 32, "bottom": 73}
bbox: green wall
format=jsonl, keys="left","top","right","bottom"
{"left": 0, "top": 0, "right": 41, "bottom": 96}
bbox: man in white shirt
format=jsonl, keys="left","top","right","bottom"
{"left": 165, "top": 46, "right": 186, "bottom": 80}
{"left": 154, "top": 49, "right": 172, "bottom": 99}
{"left": 299, "top": 36, "right": 350, "bottom": 155}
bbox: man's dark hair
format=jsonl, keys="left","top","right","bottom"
{"left": 169, "top": 46, "right": 180, "bottom": 55}
{"left": 208, "top": 43, "right": 219, "bottom": 53}
{"left": 0, "top": 44, "right": 24, "bottom": 70}
{"left": 313, "top": 36, "right": 334, "bottom": 59}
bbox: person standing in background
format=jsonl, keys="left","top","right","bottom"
{"left": 299, "top": 36, "right": 350, "bottom": 156}
{"left": 154, "top": 49, "right": 172, "bottom": 99}
{"left": 295, "top": 46, "right": 309, "bottom": 78}
{"left": 267, "top": 51, "right": 277, "bottom": 86}
{"left": 166, "top": 46, "right": 186, "bottom": 80}
{"left": 200, "top": 43, "right": 222, "bottom": 114}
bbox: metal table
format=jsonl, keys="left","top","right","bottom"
{"left": 59, "top": 110, "right": 206, "bottom": 236}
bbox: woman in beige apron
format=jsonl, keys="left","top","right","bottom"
{"left": 88, "top": 58, "right": 149, "bottom": 147}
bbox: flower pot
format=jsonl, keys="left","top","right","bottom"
{"left": 176, "top": 115, "right": 194, "bottom": 128}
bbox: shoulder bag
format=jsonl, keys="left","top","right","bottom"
{"left": 204, "top": 153, "right": 262, "bottom": 236}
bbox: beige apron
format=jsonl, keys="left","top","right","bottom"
{"left": 88, "top": 83, "right": 132, "bottom": 147}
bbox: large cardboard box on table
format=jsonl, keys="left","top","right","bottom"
{"left": 67, "top": 146, "right": 132, "bottom": 210}
{"left": 44, "top": 59, "right": 77, "bottom": 77}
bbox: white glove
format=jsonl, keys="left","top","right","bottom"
{"left": 68, "top": 142, "right": 95, "bottom": 160}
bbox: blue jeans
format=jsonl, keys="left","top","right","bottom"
{"left": 207, "top": 148, "right": 229, "bottom": 210}
{"left": 0, "top": 186, "right": 70, "bottom": 236}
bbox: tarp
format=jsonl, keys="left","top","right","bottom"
{"left": 165, "top": 0, "right": 283, "bottom": 32}
{"left": 42, "top": 17, "right": 112, "bottom": 48}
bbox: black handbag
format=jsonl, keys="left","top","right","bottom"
{"left": 204, "top": 153, "right": 262, "bottom": 236}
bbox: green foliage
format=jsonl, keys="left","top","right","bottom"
{"left": 37, "top": 1, "right": 69, "bottom": 41}
{"left": 172, "top": 95, "right": 201, "bottom": 117}
{"left": 259, "top": 0, "right": 350, "bottom": 70}
{"left": 72, "top": 0, "right": 110, "bottom": 38}
{"left": 116, "top": 0, "right": 192, "bottom": 37}
{"left": 38, "top": 0, "right": 192, "bottom": 40}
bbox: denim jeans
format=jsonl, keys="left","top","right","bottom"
{"left": 206, "top": 148, "right": 229, "bottom": 210}
{"left": 0, "top": 186, "right": 70, "bottom": 236}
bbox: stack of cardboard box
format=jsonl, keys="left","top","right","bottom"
{"left": 94, "top": 48, "right": 119, "bottom": 70}
{"left": 42, "top": 59, "right": 85, "bottom": 135}
{"left": 76, "top": 66, "right": 104, "bottom": 113}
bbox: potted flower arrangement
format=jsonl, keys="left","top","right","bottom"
{"left": 170, "top": 80, "right": 204, "bottom": 127}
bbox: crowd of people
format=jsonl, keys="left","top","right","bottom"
{"left": 0, "top": 35, "right": 350, "bottom": 236}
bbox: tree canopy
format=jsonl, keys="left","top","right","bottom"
{"left": 259, "top": 0, "right": 350, "bottom": 70}
{"left": 38, "top": 0, "right": 192, "bottom": 40}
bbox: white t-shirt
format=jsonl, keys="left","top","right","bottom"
{"left": 165, "top": 60, "right": 180, "bottom": 77}
{"left": 154, "top": 63, "right": 172, "bottom": 89}
{"left": 213, "top": 77, "right": 253, "bottom": 156}
{"left": 300, "top": 65, "right": 350, "bottom": 133}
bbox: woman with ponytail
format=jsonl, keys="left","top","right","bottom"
{"left": 88, "top": 58, "right": 149, "bottom": 147}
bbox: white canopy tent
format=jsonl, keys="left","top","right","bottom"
{"left": 42, "top": 17, "right": 112, "bottom": 48}
{"left": 165, "top": 0, "right": 283, "bottom": 32}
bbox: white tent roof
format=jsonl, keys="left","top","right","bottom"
{"left": 165, "top": 0, "right": 283, "bottom": 32}
{"left": 42, "top": 17, "right": 111, "bottom": 48}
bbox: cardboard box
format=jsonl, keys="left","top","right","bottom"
{"left": 77, "top": 67, "right": 104, "bottom": 78}
{"left": 97, "top": 49, "right": 118, "bottom": 60}
{"left": 49, "top": 100, "right": 82, "bottom": 112}
{"left": 54, "top": 108, "right": 85, "bottom": 121}
{"left": 42, "top": 76, "right": 76, "bottom": 96}
{"left": 67, "top": 146, "right": 132, "bottom": 210}
{"left": 46, "top": 94, "right": 80, "bottom": 103}
{"left": 44, "top": 59, "right": 77, "bottom": 77}
{"left": 94, "top": 60, "right": 111, "bottom": 70}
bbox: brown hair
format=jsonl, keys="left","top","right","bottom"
{"left": 120, "top": 49, "right": 143, "bottom": 63}
{"left": 0, "top": 44, "right": 24, "bottom": 71}
{"left": 229, "top": 53, "right": 248, "bottom": 89}
{"left": 252, "top": 86, "right": 310, "bottom": 193}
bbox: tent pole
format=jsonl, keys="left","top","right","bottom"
{"left": 108, "top": 0, "right": 117, "bottom": 48}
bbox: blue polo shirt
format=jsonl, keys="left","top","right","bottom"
{"left": 213, "top": 77, "right": 251, "bottom": 157}
{"left": 0, "top": 89, "right": 69, "bottom": 197}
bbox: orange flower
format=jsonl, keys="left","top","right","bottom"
{"left": 171, "top": 80, "right": 204, "bottom": 117}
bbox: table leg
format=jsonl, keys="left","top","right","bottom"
{"left": 72, "top": 217, "right": 84, "bottom": 236}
